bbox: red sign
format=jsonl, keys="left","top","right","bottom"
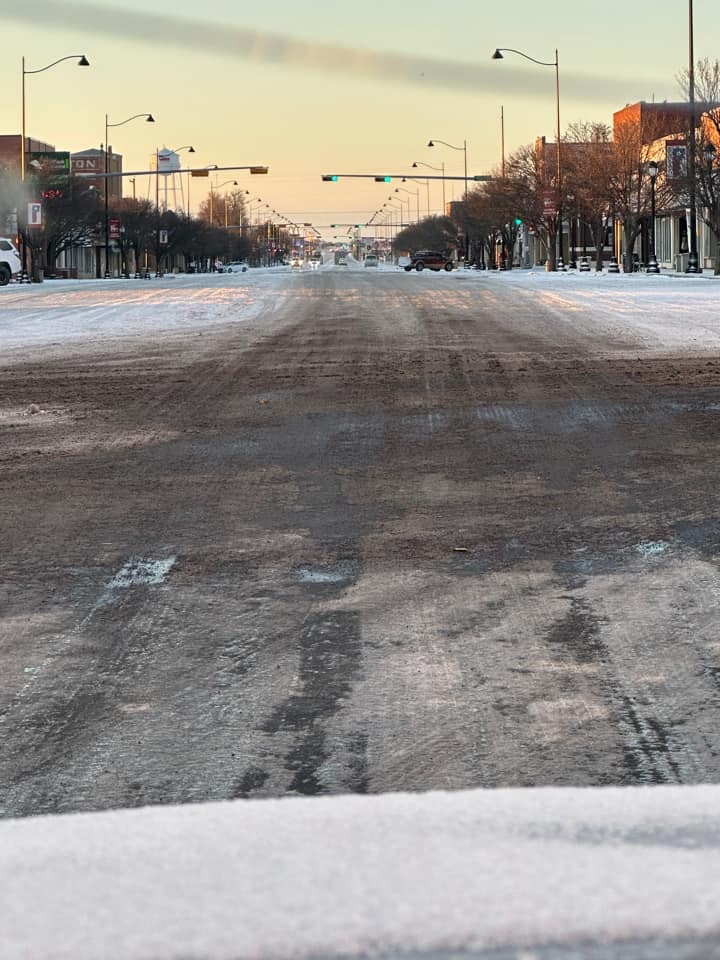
{"left": 109, "top": 218, "right": 121, "bottom": 240}
{"left": 542, "top": 190, "right": 557, "bottom": 218}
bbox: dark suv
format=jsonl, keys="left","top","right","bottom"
{"left": 404, "top": 250, "right": 454, "bottom": 272}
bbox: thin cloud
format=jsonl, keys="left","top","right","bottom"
{"left": 11, "top": 2, "right": 656, "bottom": 102}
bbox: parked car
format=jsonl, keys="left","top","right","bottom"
{"left": 364, "top": 255, "right": 379, "bottom": 268}
{"left": 225, "top": 261, "right": 248, "bottom": 273}
{"left": 404, "top": 251, "right": 454, "bottom": 272}
{"left": 0, "top": 237, "right": 22, "bottom": 285}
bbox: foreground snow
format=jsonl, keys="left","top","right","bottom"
{"left": 3, "top": 785, "right": 720, "bottom": 959}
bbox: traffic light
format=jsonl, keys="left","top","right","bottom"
{"left": 514, "top": 217, "right": 523, "bottom": 226}
{"left": 374, "top": 176, "right": 392, "bottom": 183}
{"left": 322, "top": 175, "right": 339, "bottom": 182}
{"left": 330, "top": 224, "right": 337, "bottom": 228}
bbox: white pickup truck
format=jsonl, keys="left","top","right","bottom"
{"left": 0, "top": 237, "right": 21, "bottom": 285}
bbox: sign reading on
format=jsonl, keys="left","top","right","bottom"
{"left": 72, "top": 156, "right": 99, "bottom": 172}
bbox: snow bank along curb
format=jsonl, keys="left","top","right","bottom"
{"left": 3, "top": 785, "right": 720, "bottom": 959}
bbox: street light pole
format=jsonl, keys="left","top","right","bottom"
{"left": 687, "top": 0, "right": 700, "bottom": 273}
{"left": 493, "top": 46, "right": 562, "bottom": 269}
{"left": 20, "top": 54, "right": 89, "bottom": 281}
{"left": 429, "top": 138, "right": 468, "bottom": 258}
{"left": 647, "top": 161, "right": 660, "bottom": 274}
{"left": 412, "top": 160, "right": 445, "bottom": 214}
{"left": 105, "top": 112, "right": 154, "bottom": 278}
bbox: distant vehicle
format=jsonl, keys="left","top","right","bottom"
{"left": 364, "top": 255, "right": 379, "bottom": 268}
{"left": 290, "top": 257, "right": 302, "bottom": 268}
{"left": 225, "top": 261, "right": 248, "bottom": 273}
{"left": 404, "top": 250, "right": 454, "bottom": 272}
{"left": 0, "top": 237, "right": 22, "bottom": 285}
{"left": 309, "top": 254, "right": 322, "bottom": 268}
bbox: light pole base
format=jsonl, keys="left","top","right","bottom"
{"left": 647, "top": 258, "right": 660, "bottom": 274}
{"left": 608, "top": 257, "right": 620, "bottom": 274}
{"left": 579, "top": 257, "right": 591, "bottom": 272}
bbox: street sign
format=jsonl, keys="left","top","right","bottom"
{"left": 159, "top": 229, "right": 168, "bottom": 245}
{"left": 109, "top": 218, "right": 121, "bottom": 240}
{"left": 191, "top": 170, "right": 209, "bottom": 177}
{"left": 29, "top": 151, "right": 70, "bottom": 173}
{"left": 27, "top": 202, "right": 42, "bottom": 227}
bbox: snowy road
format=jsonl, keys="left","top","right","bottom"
{"left": 4, "top": 267, "right": 720, "bottom": 815}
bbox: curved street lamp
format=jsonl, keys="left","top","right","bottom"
{"left": 429, "top": 139, "right": 468, "bottom": 259}
{"left": 428, "top": 138, "right": 468, "bottom": 201}
{"left": 493, "top": 46, "right": 563, "bottom": 269}
{"left": 209, "top": 179, "right": 238, "bottom": 224}
{"left": 396, "top": 186, "right": 420, "bottom": 222}
{"left": 412, "top": 159, "right": 445, "bottom": 215}
{"left": 104, "top": 112, "right": 154, "bottom": 277}
{"left": 21, "top": 55, "right": 89, "bottom": 181}
{"left": 20, "top": 54, "right": 89, "bottom": 281}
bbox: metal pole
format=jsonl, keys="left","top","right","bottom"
{"left": 501, "top": 105, "right": 505, "bottom": 177}
{"left": 104, "top": 115, "right": 110, "bottom": 277}
{"left": 687, "top": 0, "right": 699, "bottom": 272}
{"left": 21, "top": 58, "right": 26, "bottom": 182}
{"left": 555, "top": 49, "right": 564, "bottom": 270}
{"left": 20, "top": 57, "right": 28, "bottom": 281}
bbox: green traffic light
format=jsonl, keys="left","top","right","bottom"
{"left": 514, "top": 218, "right": 522, "bottom": 226}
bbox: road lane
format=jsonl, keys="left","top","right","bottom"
{"left": 3, "top": 268, "right": 720, "bottom": 816}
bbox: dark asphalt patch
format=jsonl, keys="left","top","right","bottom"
{"left": 262, "top": 611, "right": 365, "bottom": 795}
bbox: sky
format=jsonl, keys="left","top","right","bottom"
{"left": 3, "top": 1, "right": 719, "bottom": 237}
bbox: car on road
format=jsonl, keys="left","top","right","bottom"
{"left": 290, "top": 257, "right": 302, "bottom": 268}
{"left": 0, "top": 237, "right": 22, "bottom": 285}
{"left": 404, "top": 251, "right": 454, "bottom": 272}
{"left": 225, "top": 261, "right": 248, "bottom": 273}
{"left": 364, "top": 255, "right": 379, "bottom": 268}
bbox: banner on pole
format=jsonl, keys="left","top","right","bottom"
{"left": 27, "top": 202, "right": 42, "bottom": 227}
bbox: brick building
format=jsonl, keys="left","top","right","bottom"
{"left": 0, "top": 134, "right": 56, "bottom": 176}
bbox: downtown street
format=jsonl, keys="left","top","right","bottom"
{"left": 3, "top": 263, "right": 720, "bottom": 817}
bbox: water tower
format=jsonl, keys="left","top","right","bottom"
{"left": 149, "top": 147, "right": 185, "bottom": 211}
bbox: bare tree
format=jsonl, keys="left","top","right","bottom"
{"left": 677, "top": 59, "right": 720, "bottom": 272}
{"left": 564, "top": 122, "right": 614, "bottom": 271}
{"left": 609, "top": 111, "right": 665, "bottom": 272}
{"left": 392, "top": 216, "right": 457, "bottom": 255}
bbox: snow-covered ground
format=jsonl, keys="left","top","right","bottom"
{"left": 3, "top": 785, "right": 720, "bottom": 959}
{"left": 4, "top": 266, "right": 720, "bottom": 360}
{"left": 4, "top": 267, "right": 720, "bottom": 958}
